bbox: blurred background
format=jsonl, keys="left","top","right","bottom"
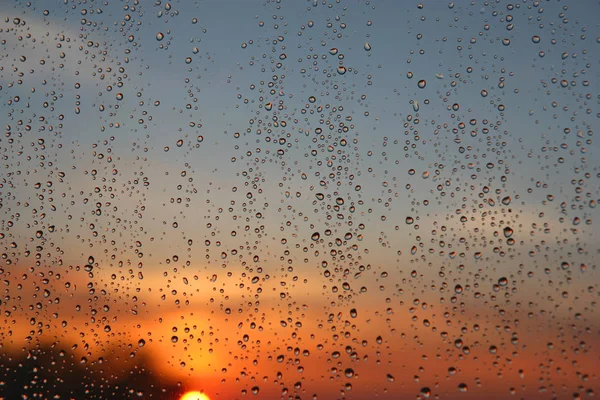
{"left": 0, "top": 0, "right": 598, "bottom": 399}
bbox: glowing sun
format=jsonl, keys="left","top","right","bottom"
{"left": 180, "top": 391, "right": 210, "bottom": 400}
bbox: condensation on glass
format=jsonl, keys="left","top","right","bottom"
{"left": 0, "top": 1, "right": 598, "bottom": 399}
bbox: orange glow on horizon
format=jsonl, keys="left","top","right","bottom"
{"left": 180, "top": 391, "right": 210, "bottom": 400}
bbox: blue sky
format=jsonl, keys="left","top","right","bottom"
{"left": 1, "top": 1, "right": 599, "bottom": 399}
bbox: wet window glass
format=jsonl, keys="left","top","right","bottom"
{"left": 1, "top": 1, "right": 598, "bottom": 399}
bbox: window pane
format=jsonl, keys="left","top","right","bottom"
{"left": 1, "top": 1, "right": 598, "bottom": 399}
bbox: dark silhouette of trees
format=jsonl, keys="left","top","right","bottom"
{"left": 0, "top": 345, "right": 183, "bottom": 399}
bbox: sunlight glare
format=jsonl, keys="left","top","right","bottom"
{"left": 180, "top": 391, "right": 210, "bottom": 400}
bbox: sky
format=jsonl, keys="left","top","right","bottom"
{"left": 0, "top": 0, "right": 599, "bottom": 399}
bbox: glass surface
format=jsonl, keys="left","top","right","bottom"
{"left": 0, "top": 1, "right": 598, "bottom": 399}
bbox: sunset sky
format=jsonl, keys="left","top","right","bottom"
{"left": 1, "top": 0, "right": 598, "bottom": 399}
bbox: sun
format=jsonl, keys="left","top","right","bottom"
{"left": 180, "top": 391, "right": 210, "bottom": 400}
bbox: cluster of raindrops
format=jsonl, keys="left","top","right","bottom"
{"left": 0, "top": 1, "right": 598, "bottom": 399}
